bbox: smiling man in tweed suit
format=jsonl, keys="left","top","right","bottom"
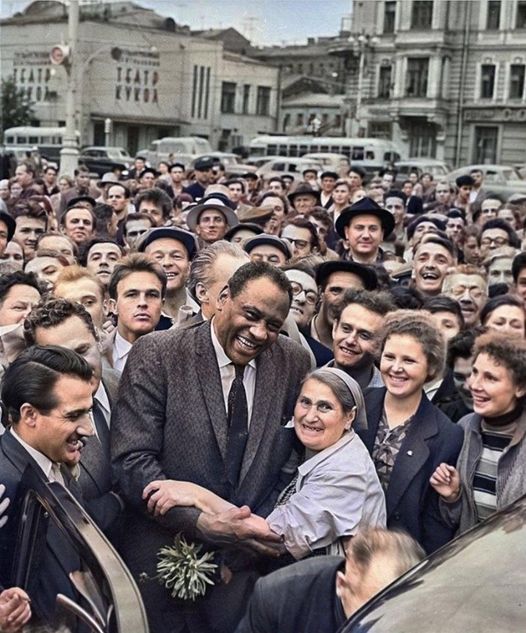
{"left": 111, "top": 261, "right": 311, "bottom": 633}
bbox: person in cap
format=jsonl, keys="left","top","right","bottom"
{"left": 224, "top": 223, "right": 264, "bottom": 246}
{"left": 184, "top": 157, "right": 215, "bottom": 201}
{"left": 243, "top": 234, "right": 291, "bottom": 267}
{"left": 0, "top": 210, "right": 16, "bottom": 257}
{"left": 138, "top": 168, "right": 158, "bottom": 191}
{"left": 244, "top": 172, "right": 261, "bottom": 204}
{"left": 310, "top": 260, "right": 378, "bottom": 349}
{"left": 288, "top": 183, "right": 320, "bottom": 215}
{"left": 335, "top": 197, "right": 394, "bottom": 264}
{"left": 319, "top": 171, "right": 339, "bottom": 209}
{"left": 97, "top": 172, "right": 121, "bottom": 192}
{"left": 138, "top": 226, "right": 197, "bottom": 322}
{"left": 328, "top": 289, "right": 395, "bottom": 390}
{"left": 186, "top": 194, "right": 239, "bottom": 247}
{"left": 302, "top": 168, "right": 319, "bottom": 189}
{"left": 60, "top": 197, "right": 96, "bottom": 247}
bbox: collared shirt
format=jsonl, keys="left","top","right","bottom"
{"left": 372, "top": 409, "right": 414, "bottom": 491}
{"left": 424, "top": 376, "right": 443, "bottom": 402}
{"left": 112, "top": 331, "right": 133, "bottom": 372}
{"left": 210, "top": 319, "right": 256, "bottom": 425}
{"left": 90, "top": 381, "right": 111, "bottom": 440}
{"left": 10, "top": 427, "right": 58, "bottom": 482}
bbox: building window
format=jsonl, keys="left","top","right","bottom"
{"left": 406, "top": 58, "right": 429, "bottom": 97}
{"left": 384, "top": 1, "right": 396, "bottom": 33}
{"left": 517, "top": 1, "right": 526, "bottom": 28}
{"left": 242, "top": 84, "right": 250, "bottom": 114}
{"left": 480, "top": 64, "right": 496, "bottom": 98}
{"left": 378, "top": 65, "right": 392, "bottom": 99}
{"left": 509, "top": 64, "right": 525, "bottom": 98}
{"left": 296, "top": 113, "right": 304, "bottom": 127}
{"left": 192, "top": 65, "right": 210, "bottom": 119}
{"left": 411, "top": 1, "right": 433, "bottom": 29}
{"left": 408, "top": 121, "right": 437, "bottom": 157}
{"left": 369, "top": 121, "right": 393, "bottom": 140}
{"left": 334, "top": 113, "right": 342, "bottom": 128}
{"left": 221, "top": 82, "right": 236, "bottom": 114}
{"left": 256, "top": 86, "right": 271, "bottom": 116}
{"left": 473, "top": 125, "right": 498, "bottom": 163}
{"left": 191, "top": 65, "right": 198, "bottom": 118}
{"left": 487, "top": 0, "right": 501, "bottom": 29}
{"left": 283, "top": 113, "right": 291, "bottom": 130}
{"left": 297, "top": 63, "right": 303, "bottom": 74}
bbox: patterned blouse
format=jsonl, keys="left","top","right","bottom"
{"left": 372, "top": 408, "right": 415, "bottom": 491}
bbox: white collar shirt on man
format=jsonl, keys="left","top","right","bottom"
{"left": 112, "top": 331, "right": 133, "bottom": 373}
{"left": 10, "top": 427, "right": 62, "bottom": 483}
{"left": 210, "top": 319, "right": 257, "bottom": 425}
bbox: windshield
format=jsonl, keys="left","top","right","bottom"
{"left": 345, "top": 497, "right": 526, "bottom": 633}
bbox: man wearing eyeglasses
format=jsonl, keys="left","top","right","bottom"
{"left": 479, "top": 218, "right": 519, "bottom": 259}
{"left": 443, "top": 266, "right": 488, "bottom": 327}
{"left": 281, "top": 218, "right": 320, "bottom": 262}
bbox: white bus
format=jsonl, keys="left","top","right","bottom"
{"left": 248, "top": 135, "right": 403, "bottom": 174}
{"left": 3, "top": 126, "right": 80, "bottom": 164}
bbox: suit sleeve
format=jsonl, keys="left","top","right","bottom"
{"left": 110, "top": 334, "right": 201, "bottom": 535}
{"left": 234, "top": 575, "right": 276, "bottom": 633}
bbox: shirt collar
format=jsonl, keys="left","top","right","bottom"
{"left": 114, "top": 331, "right": 133, "bottom": 360}
{"left": 10, "top": 427, "right": 54, "bottom": 480}
{"left": 210, "top": 319, "right": 257, "bottom": 370}
{"left": 94, "top": 381, "right": 110, "bottom": 414}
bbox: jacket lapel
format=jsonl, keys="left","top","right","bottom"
{"left": 195, "top": 322, "right": 229, "bottom": 459}
{"left": 386, "top": 394, "right": 438, "bottom": 516}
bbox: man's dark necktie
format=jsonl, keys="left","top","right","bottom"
{"left": 92, "top": 398, "right": 110, "bottom": 456}
{"left": 225, "top": 364, "right": 249, "bottom": 487}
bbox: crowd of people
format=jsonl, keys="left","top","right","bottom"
{"left": 1, "top": 152, "right": 526, "bottom": 633}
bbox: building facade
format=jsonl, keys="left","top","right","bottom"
{"left": 0, "top": 1, "right": 279, "bottom": 154}
{"left": 337, "top": 0, "right": 526, "bottom": 167}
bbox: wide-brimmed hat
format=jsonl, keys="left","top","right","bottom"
{"left": 243, "top": 234, "right": 292, "bottom": 261}
{"left": 224, "top": 223, "right": 264, "bottom": 242}
{"left": 137, "top": 226, "right": 198, "bottom": 259}
{"left": 0, "top": 211, "right": 16, "bottom": 241}
{"left": 185, "top": 195, "right": 239, "bottom": 232}
{"left": 315, "top": 260, "right": 378, "bottom": 291}
{"left": 288, "top": 183, "right": 320, "bottom": 206}
{"left": 335, "top": 197, "right": 395, "bottom": 238}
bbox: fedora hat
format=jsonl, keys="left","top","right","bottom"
{"left": 335, "top": 197, "right": 395, "bottom": 239}
{"left": 288, "top": 183, "right": 320, "bottom": 205}
{"left": 97, "top": 172, "right": 121, "bottom": 187}
{"left": 186, "top": 195, "right": 239, "bottom": 232}
{"left": 237, "top": 205, "right": 274, "bottom": 225}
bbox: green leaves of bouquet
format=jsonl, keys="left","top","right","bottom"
{"left": 142, "top": 534, "right": 218, "bottom": 601}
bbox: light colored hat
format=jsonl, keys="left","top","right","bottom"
{"left": 186, "top": 195, "right": 239, "bottom": 232}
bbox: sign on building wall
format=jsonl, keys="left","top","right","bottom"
{"left": 12, "top": 51, "right": 56, "bottom": 103}
{"left": 113, "top": 48, "right": 160, "bottom": 105}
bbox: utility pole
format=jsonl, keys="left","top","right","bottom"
{"left": 60, "top": 0, "right": 80, "bottom": 177}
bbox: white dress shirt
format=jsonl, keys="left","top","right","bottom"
{"left": 210, "top": 320, "right": 257, "bottom": 425}
{"left": 90, "top": 380, "right": 111, "bottom": 440}
{"left": 10, "top": 427, "right": 63, "bottom": 483}
{"left": 112, "top": 331, "right": 133, "bottom": 372}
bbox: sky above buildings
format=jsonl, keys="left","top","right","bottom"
{"left": 0, "top": 0, "right": 352, "bottom": 45}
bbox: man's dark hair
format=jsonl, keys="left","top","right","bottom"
{"left": 512, "top": 251, "right": 526, "bottom": 283}
{"left": 446, "top": 208, "right": 466, "bottom": 221}
{"left": 75, "top": 165, "right": 90, "bottom": 176}
{"left": 60, "top": 204, "right": 96, "bottom": 227}
{"left": 228, "top": 261, "right": 292, "bottom": 304}
{"left": 406, "top": 215, "right": 446, "bottom": 241}
{"left": 446, "top": 328, "right": 481, "bottom": 367}
{"left": 1, "top": 345, "right": 92, "bottom": 424}
{"left": 481, "top": 218, "right": 521, "bottom": 248}
{"left": 257, "top": 191, "right": 290, "bottom": 213}
{"left": 267, "top": 176, "right": 284, "bottom": 187}
{"left": 424, "top": 296, "right": 465, "bottom": 328}
{"left": 78, "top": 237, "right": 123, "bottom": 267}
{"left": 93, "top": 203, "right": 116, "bottom": 237}
{"left": 135, "top": 187, "right": 173, "bottom": 220}
{"left": 283, "top": 217, "right": 320, "bottom": 250}
{"left": 225, "top": 178, "right": 246, "bottom": 194}
{"left": 0, "top": 270, "right": 42, "bottom": 304}
{"left": 480, "top": 294, "right": 524, "bottom": 326}
{"left": 309, "top": 207, "right": 333, "bottom": 231}
{"left": 123, "top": 212, "right": 154, "bottom": 236}
{"left": 333, "top": 288, "right": 395, "bottom": 323}
{"left": 415, "top": 235, "right": 457, "bottom": 259}
{"left": 348, "top": 165, "right": 366, "bottom": 180}
{"left": 108, "top": 253, "right": 167, "bottom": 300}
{"left": 389, "top": 286, "right": 425, "bottom": 310}
{"left": 11, "top": 201, "right": 48, "bottom": 227}
{"left": 24, "top": 297, "right": 98, "bottom": 346}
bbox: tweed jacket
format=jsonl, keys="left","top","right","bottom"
{"left": 359, "top": 388, "right": 464, "bottom": 553}
{"left": 440, "top": 409, "right": 526, "bottom": 535}
{"left": 111, "top": 321, "right": 311, "bottom": 633}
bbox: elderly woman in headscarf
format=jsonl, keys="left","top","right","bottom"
{"left": 143, "top": 368, "right": 386, "bottom": 560}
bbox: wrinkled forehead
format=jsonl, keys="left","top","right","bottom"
{"left": 446, "top": 273, "right": 487, "bottom": 289}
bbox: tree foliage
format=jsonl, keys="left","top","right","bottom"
{"left": 1, "top": 76, "right": 35, "bottom": 134}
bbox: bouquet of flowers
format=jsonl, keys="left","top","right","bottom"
{"left": 141, "top": 534, "right": 218, "bottom": 601}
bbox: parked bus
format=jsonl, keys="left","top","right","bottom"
{"left": 248, "top": 135, "right": 403, "bottom": 174}
{"left": 2, "top": 126, "right": 80, "bottom": 164}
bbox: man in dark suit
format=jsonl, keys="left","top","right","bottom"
{"left": 112, "top": 261, "right": 311, "bottom": 633}
{"left": 235, "top": 528, "right": 425, "bottom": 633}
{"left": 23, "top": 298, "right": 122, "bottom": 532}
{"left": 0, "top": 346, "right": 94, "bottom": 625}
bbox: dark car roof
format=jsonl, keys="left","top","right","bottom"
{"left": 342, "top": 495, "right": 526, "bottom": 633}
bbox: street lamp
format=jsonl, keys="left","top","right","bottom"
{"left": 59, "top": 0, "right": 79, "bottom": 178}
